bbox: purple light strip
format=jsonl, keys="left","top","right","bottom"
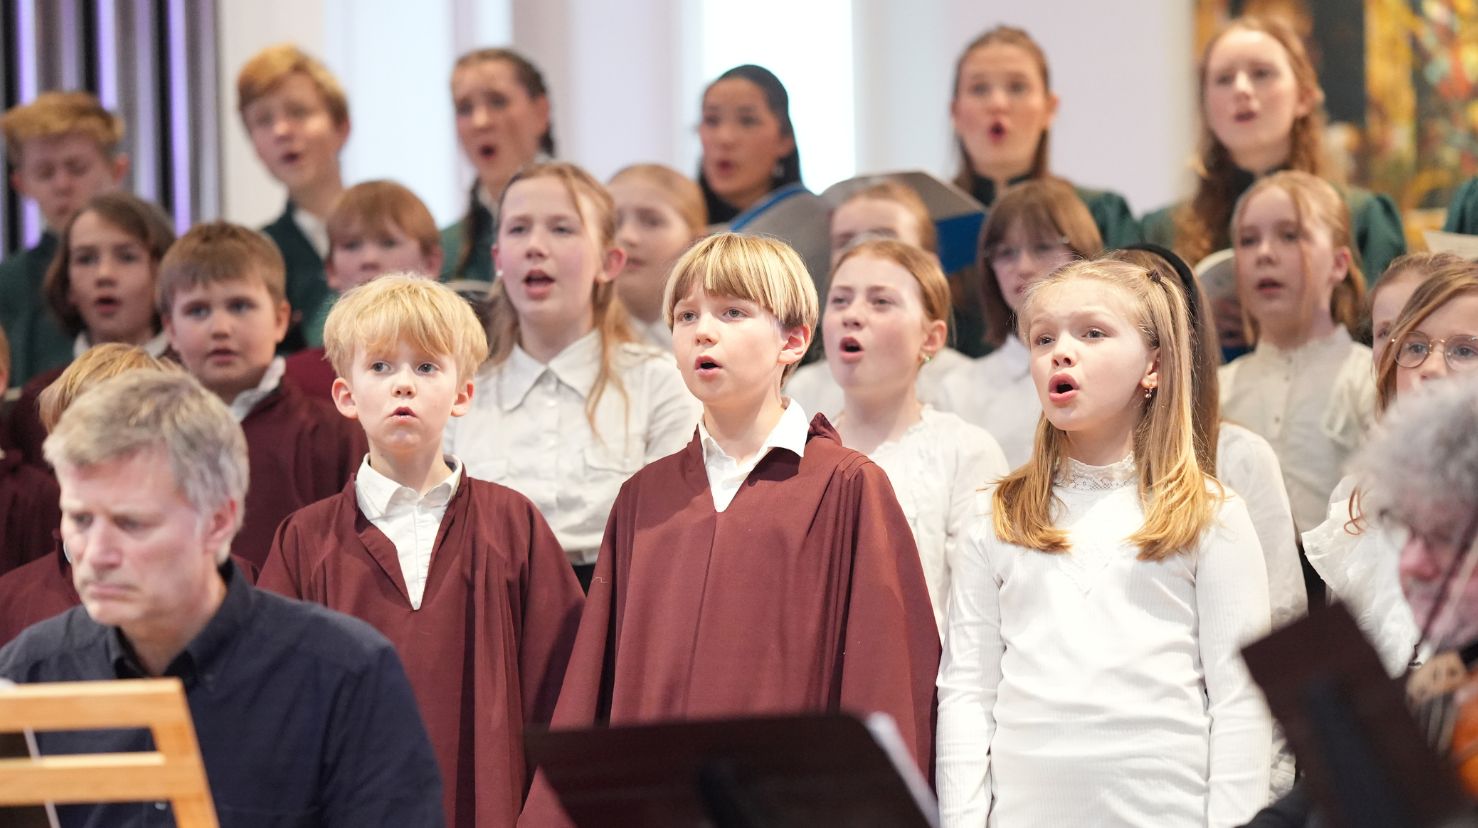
{"left": 96, "top": 0, "right": 118, "bottom": 109}
{"left": 16, "top": 0, "right": 41, "bottom": 245}
{"left": 167, "top": 0, "right": 191, "bottom": 232}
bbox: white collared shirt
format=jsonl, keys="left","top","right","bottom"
{"left": 354, "top": 454, "right": 462, "bottom": 610}
{"left": 227, "top": 356, "right": 287, "bottom": 422}
{"left": 935, "top": 336, "right": 1039, "bottom": 469}
{"left": 73, "top": 330, "right": 170, "bottom": 360}
{"left": 698, "top": 399, "right": 810, "bottom": 512}
{"left": 1219, "top": 327, "right": 1375, "bottom": 531}
{"left": 445, "top": 330, "right": 700, "bottom": 564}
{"left": 783, "top": 347, "right": 969, "bottom": 421}
{"left": 292, "top": 206, "right": 330, "bottom": 259}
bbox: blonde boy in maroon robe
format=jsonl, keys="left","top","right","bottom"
{"left": 260, "top": 274, "right": 584, "bottom": 828}
{"left": 520, "top": 233, "right": 939, "bottom": 826}
{"left": 158, "top": 222, "right": 365, "bottom": 569}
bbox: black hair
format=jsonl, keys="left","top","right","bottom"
{"left": 697, "top": 64, "right": 803, "bottom": 225}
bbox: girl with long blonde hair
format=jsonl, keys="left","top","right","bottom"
{"left": 937, "top": 258, "right": 1272, "bottom": 826}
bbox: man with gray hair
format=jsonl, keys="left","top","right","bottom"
{"left": 0, "top": 371, "right": 444, "bottom": 827}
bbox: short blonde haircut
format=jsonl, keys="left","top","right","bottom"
{"left": 664, "top": 234, "right": 818, "bottom": 381}
{"left": 44, "top": 371, "right": 248, "bottom": 562}
{"left": 236, "top": 44, "right": 349, "bottom": 127}
{"left": 327, "top": 180, "right": 440, "bottom": 259}
{"left": 1, "top": 91, "right": 124, "bottom": 164}
{"left": 38, "top": 343, "right": 179, "bottom": 432}
{"left": 995, "top": 258, "right": 1219, "bottom": 561}
{"left": 157, "top": 222, "right": 286, "bottom": 317}
{"left": 324, "top": 273, "right": 489, "bottom": 382}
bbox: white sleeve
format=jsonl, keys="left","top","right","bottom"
{"left": 1198, "top": 496, "right": 1274, "bottom": 827}
{"left": 1217, "top": 426, "right": 1308, "bottom": 629}
{"left": 936, "top": 493, "right": 1005, "bottom": 827}
{"left": 946, "top": 427, "right": 1010, "bottom": 580}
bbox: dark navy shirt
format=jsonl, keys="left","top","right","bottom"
{"left": 0, "top": 561, "right": 444, "bottom": 827}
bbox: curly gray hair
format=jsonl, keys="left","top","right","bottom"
{"left": 1354, "top": 376, "right": 1478, "bottom": 536}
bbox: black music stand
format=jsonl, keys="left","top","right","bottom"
{"left": 525, "top": 713, "right": 937, "bottom": 828}
{"left": 1243, "top": 602, "right": 1474, "bottom": 827}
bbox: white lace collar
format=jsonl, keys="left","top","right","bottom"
{"left": 1056, "top": 453, "right": 1137, "bottom": 491}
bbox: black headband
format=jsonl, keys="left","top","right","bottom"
{"left": 1120, "top": 242, "right": 1200, "bottom": 323}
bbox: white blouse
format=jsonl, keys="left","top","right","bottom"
{"left": 937, "top": 457, "right": 1273, "bottom": 827}
{"left": 1303, "top": 474, "right": 1420, "bottom": 678}
{"left": 783, "top": 347, "right": 969, "bottom": 420}
{"left": 353, "top": 455, "right": 461, "bottom": 610}
{"left": 1219, "top": 327, "right": 1376, "bottom": 532}
{"left": 1217, "top": 423, "right": 1308, "bottom": 631}
{"left": 935, "top": 336, "right": 1040, "bottom": 470}
{"left": 867, "top": 408, "right": 1009, "bottom": 631}
{"left": 445, "top": 331, "right": 701, "bottom": 565}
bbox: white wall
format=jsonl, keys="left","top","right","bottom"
{"left": 217, "top": 0, "right": 1197, "bottom": 227}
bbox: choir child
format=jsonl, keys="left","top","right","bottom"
{"left": 0, "top": 324, "right": 60, "bottom": 579}
{"left": 1369, "top": 252, "right": 1466, "bottom": 363}
{"left": 158, "top": 222, "right": 365, "bottom": 569}
{"left": 937, "top": 258, "right": 1272, "bottom": 826}
{"left": 608, "top": 163, "right": 706, "bottom": 350}
{"left": 819, "top": 238, "right": 1007, "bottom": 630}
{"left": 1141, "top": 15, "right": 1404, "bottom": 348}
{"left": 441, "top": 48, "right": 553, "bottom": 283}
{"left": 0, "top": 91, "right": 128, "bottom": 386}
{"left": 236, "top": 44, "right": 351, "bottom": 350}
{"left": 1304, "top": 258, "right": 1478, "bottom": 675}
{"left": 0, "top": 344, "right": 178, "bottom": 642}
{"left": 444, "top": 162, "right": 699, "bottom": 589}
{"left": 1219, "top": 171, "right": 1372, "bottom": 533}
{"left": 261, "top": 274, "right": 584, "bottom": 828}
{"left": 785, "top": 179, "right": 970, "bottom": 417}
{"left": 947, "top": 25, "right": 1140, "bottom": 353}
{"left": 935, "top": 177, "right": 1103, "bottom": 467}
{"left": 519, "top": 232, "right": 939, "bottom": 824}
{"left": 9, "top": 192, "right": 174, "bottom": 468}
{"left": 284, "top": 179, "right": 444, "bottom": 399}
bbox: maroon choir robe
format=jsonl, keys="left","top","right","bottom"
{"left": 7, "top": 364, "right": 60, "bottom": 470}
{"left": 519, "top": 415, "right": 940, "bottom": 826}
{"left": 235, "top": 382, "right": 365, "bottom": 569}
{"left": 282, "top": 345, "right": 335, "bottom": 401}
{"left": 259, "top": 475, "right": 585, "bottom": 828}
{"left": 0, "top": 447, "right": 60, "bottom": 577}
{"left": 0, "top": 543, "right": 259, "bottom": 646}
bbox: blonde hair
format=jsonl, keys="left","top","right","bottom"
{"left": 37, "top": 343, "right": 179, "bottom": 432}
{"left": 609, "top": 163, "right": 707, "bottom": 239}
{"left": 45, "top": 192, "right": 175, "bottom": 337}
{"left": 44, "top": 371, "right": 248, "bottom": 561}
{"left": 324, "top": 273, "right": 489, "bottom": 382}
{"left": 993, "top": 259, "right": 1219, "bottom": 561}
{"left": 978, "top": 178, "right": 1103, "bottom": 349}
{"left": 327, "top": 180, "right": 440, "bottom": 259}
{"left": 664, "top": 233, "right": 819, "bottom": 382}
{"left": 834, "top": 179, "right": 937, "bottom": 254}
{"left": 157, "top": 222, "right": 287, "bottom": 317}
{"left": 1175, "top": 15, "right": 1328, "bottom": 266}
{"left": 1, "top": 91, "right": 124, "bottom": 163}
{"left": 236, "top": 44, "right": 349, "bottom": 127}
{"left": 487, "top": 162, "right": 633, "bottom": 429}
{"left": 1232, "top": 170, "right": 1365, "bottom": 344}
{"left": 833, "top": 238, "right": 952, "bottom": 329}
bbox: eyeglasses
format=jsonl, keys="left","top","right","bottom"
{"left": 987, "top": 237, "right": 1071, "bottom": 268}
{"left": 1391, "top": 333, "right": 1478, "bottom": 372}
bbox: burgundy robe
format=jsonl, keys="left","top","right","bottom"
{"left": 282, "top": 345, "right": 335, "bottom": 401}
{"left": 519, "top": 415, "right": 939, "bottom": 826}
{"left": 0, "top": 544, "right": 258, "bottom": 647}
{"left": 235, "top": 383, "right": 366, "bottom": 569}
{"left": 7, "top": 364, "right": 61, "bottom": 470}
{"left": 259, "top": 475, "right": 585, "bottom": 828}
{"left": 0, "top": 448, "right": 60, "bottom": 577}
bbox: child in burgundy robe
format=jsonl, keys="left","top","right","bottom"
{"left": 520, "top": 233, "right": 940, "bottom": 826}
{"left": 259, "top": 275, "right": 584, "bottom": 828}
{"left": 158, "top": 222, "right": 365, "bottom": 570}
{"left": 0, "top": 324, "right": 58, "bottom": 577}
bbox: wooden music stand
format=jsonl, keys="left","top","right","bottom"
{"left": 0, "top": 678, "right": 217, "bottom": 827}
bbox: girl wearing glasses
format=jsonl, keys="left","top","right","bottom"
{"left": 1220, "top": 171, "right": 1371, "bottom": 536}
{"left": 1303, "top": 259, "right": 1478, "bottom": 675}
{"left": 936, "top": 178, "right": 1102, "bottom": 466}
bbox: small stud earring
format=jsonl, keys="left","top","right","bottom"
{"left": 1144, "top": 386, "right": 1155, "bottom": 399}
{"left": 920, "top": 352, "right": 934, "bottom": 364}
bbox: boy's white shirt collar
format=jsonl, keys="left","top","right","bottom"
{"left": 497, "top": 329, "right": 603, "bottom": 411}
{"left": 354, "top": 453, "right": 463, "bottom": 517}
{"left": 698, "top": 398, "right": 810, "bottom": 511}
{"left": 227, "top": 356, "right": 286, "bottom": 422}
{"left": 73, "top": 331, "right": 170, "bottom": 360}
{"left": 292, "top": 206, "right": 330, "bottom": 259}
